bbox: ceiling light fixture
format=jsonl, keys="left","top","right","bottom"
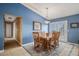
{"left": 45, "top": 7, "right": 50, "bottom": 24}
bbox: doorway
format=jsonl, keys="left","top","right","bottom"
{"left": 4, "top": 14, "right": 22, "bottom": 50}
{"left": 50, "top": 20, "right": 68, "bottom": 42}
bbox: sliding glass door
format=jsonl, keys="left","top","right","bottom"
{"left": 50, "top": 20, "right": 67, "bottom": 42}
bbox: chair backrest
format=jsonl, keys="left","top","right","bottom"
{"left": 51, "top": 32, "right": 55, "bottom": 41}
{"left": 33, "top": 32, "right": 44, "bottom": 49}
{"left": 52, "top": 32, "right": 60, "bottom": 41}
{"left": 46, "top": 32, "right": 49, "bottom": 37}
{"left": 41, "top": 32, "right": 46, "bottom": 38}
{"left": 39, "top": 32, "right": 42, "bottom": 37}
{"left": 33, "top": 32, "right": 39, "bottom": 42}
{"left": 56, "top": 32, "right": 60, "bottom": 40}
{"left": 33, "top": 32, "right": 39, "bottom": 38}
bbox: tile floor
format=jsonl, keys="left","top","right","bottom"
{"left": 0, "top": 39, "right": 30, "bottom": 56}
{"left": 0, "top": 39, "right": 78, "bottom": 56}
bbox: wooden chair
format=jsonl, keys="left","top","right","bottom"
{"left": 46, "top": 32, "right": 49, "bottom": 37}
{"left": 55, "top": 32, "right": 60, "bottom": 46}
{"left": 33, "top": 32, "right": 40, "bottom": 48}
{"left": 39, "top": 32, "right": 44, "bottom": 44}
{"left": 49, "top": 32, "right": 55, "bottom": 49}
{"left": 33, "top": 32, "right": 43, "bottom": 52}
{"left": 50, "top": 32, "right": 60, "bottom": 49}
{"left": 42, "top": 33, "right": 52, "bottom": 52}
{"left": 52, "top": 32, "right": 60, "bottom": 48}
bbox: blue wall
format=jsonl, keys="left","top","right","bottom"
{"left": 42, "top": 24, "right": 48, "bottom": 32}
{"left": 0, "top": 15, "right": 4, "bottom": 50}
{"left": 50, "top": 14, "right": 79, "bottom": 44}
{"left": 0, "top": 3, "right": 46, "bottom": 50}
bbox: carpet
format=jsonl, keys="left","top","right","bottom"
{"left": 23, "top": 42, "right": 78, "bottom": 56}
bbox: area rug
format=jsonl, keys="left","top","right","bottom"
{"left": 23, "top": 42, "right": 76, "bottom": 56}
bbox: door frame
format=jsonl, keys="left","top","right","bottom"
{"left": 3, "top": 15, "right": 22, "bottom": 50}
{"left": 15, "top": 16, "right": 22, "bottom": 46}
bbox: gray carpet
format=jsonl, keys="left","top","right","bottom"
{"left": 23, "top": 42, "right": 79, "bottom": 56}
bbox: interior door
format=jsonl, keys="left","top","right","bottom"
{"left": 16, "top": 16, "right": 22, "bottom": 46}
{"left": 5, "top": 22, "right": 13, "bottom": 38}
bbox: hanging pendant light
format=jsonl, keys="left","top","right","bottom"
{"left": 45, "top": 7, "right": 50, "bottom": 24}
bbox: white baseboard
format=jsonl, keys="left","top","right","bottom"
{"left": 22, "top": 42, "right": 33, "bottom": 46}
{"left": 69, "top": 42, "right": 79, "bottom": 46}
{"left": 60, "top": 41, "right": 78, "bottom": 46}
{"left": 22, "top": 41, "right": 78, "bottom": 47}
{"left": 0, "top": 50, "right": 4, "bottom": 53}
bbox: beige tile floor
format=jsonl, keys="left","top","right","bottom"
{"left": 0, "top": 38, "right": 31, "bottom": 56}
{"left": 0, "top": 47, "right": 31, "bottom": 56}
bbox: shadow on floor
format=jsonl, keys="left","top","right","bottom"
{"left": 4, "top": 39, "right": 20, "bottom": 50}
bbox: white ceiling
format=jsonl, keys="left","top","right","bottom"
{"left": 23, "top": 3, "right": 79, "bottom": 20}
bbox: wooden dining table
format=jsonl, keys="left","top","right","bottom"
{"left": 40, "top": 36, "right": 52, "bottom": 51}
{"left": 33, "top": 32, "right": 60, "bottom": 52}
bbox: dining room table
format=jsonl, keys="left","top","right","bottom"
{"left": 40, "top": 36, "right": 52, "bottom": 52}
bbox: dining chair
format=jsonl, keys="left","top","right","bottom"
{"left": 33, "top": 32, "right": 43, "bottom": 52}
{"left": 49, "top": 32, "right": 56, "bottom": 49}
{"left": 55, "top": 32, "right": 60, "bottom": 46}
{"left": 52, "top": 32, "right": 60, "bottom": 48}
{"left": 39, "top": 32, "right": 43, "bottom": 42}
{"left": 46, "top": 32, "right": 49, "bottom": 37}
{"left": 33, "top": 32, "right": 39, "bottom": 48}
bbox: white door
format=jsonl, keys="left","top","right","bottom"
{"left": 50, "top": 21, "right": 67, "bottom": 42}
{"left": 5, "top": 22, "right": 13, "bottom": 38}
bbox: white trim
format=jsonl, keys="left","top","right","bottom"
{"left": 22, "top": 42, "right": 33, "bottom": 46}
{"left": 61, "top": 41, "right": 79, "bottom": 46}
{"left": 21, "top": 3, "right": 46, "bottom": 19}
{"left": 67, "top": 42, "right": 79, "bottom": 46}
{"left": 0, "top": 50, "right": 4, "bottom": 53}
